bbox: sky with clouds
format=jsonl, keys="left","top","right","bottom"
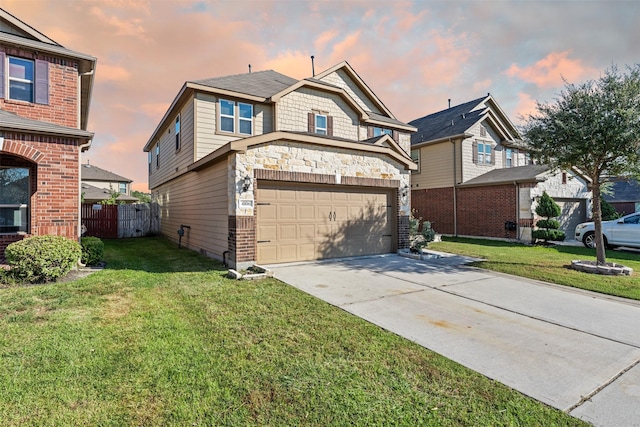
{"left": 1, "top": 0, "right": 637, "bottom": 191}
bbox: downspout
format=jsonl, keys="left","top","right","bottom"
{"left": 78, "top": 139, "right": 92, "bottom": 240}
{"left": 451, "top": 138, "right": 458, "bottom": 236}
{"left": 514, "top": 181, "right": 519, "bottom": 241}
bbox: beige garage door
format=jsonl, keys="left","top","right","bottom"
{"left": 257, "top": 183, "right": 394, "bottom": 264}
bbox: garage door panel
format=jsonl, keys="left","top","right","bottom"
{"left": 257, "top": 183, "right": 394, "bottom": 264}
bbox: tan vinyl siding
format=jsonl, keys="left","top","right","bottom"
{"left": 319, "top": 69, "right": 382, "bottom": 114}
{"left": 277, "top": 88, "right": 359, "bottom": 140}
{"left": 412, "top": 142, "right": 456, "bottom": 189}
{"left": 153, "top": 159, "right": 228, "bottom": 258}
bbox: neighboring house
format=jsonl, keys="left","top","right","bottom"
{"left": 80, "top": 162, "right": 138, "bottom": 204}
{"left": 410, "top": 95, "right": 591, "bottom": 241}
{"left": 143, "top": 61, "right": 416, "bottom": 269}
{"left": 0, "top": 8, "right": 95, "bottom": 256}
{"left": 603, "top": 178, "right": 640, "bottom": 215}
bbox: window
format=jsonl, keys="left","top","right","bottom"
{"left": 155, "top": 143, "right": 160, "bottom": 168}
{"left": 239, "top": 103, "right": 253, "bottom": 135}
{"left": 373, "top": 127, "right": 393, "bottom": 137}
{"left": 8, "top": 57, "right": 34, "bottom": 102}
{"left": 505, "top": 148, "right": 513, "bottom": 167}
{"left": 411, "top": 149, "right": 420, "bottom": 173}
{"left": 0, "top": 167, "right": 29, "bottom": 233}
{"left": 219, "top": 99, "right": 253, "bottom": 135}
{"left": 175, "top": 115, "right": 181, "bottom": 151}
{"left": 220, "top": 99, "right": 235, "bottom": 133}
{"left": 315, "top": 114, "right": 327, "bottom": 135}
{"left": 119, "top": 183, "right": 127, "bottom": 194}
{"left": 475, "top": 141, "right": 492, "bottom": 165}
{"left": 148, "top": 152, "right": 152, "bottom": 174}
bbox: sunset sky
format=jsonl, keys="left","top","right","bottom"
{"left": 1, "top": 0, "right": 637, "bottom": 191}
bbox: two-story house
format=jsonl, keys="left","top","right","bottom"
{"left": 143, "top": 61, "right": 416, "bottom": 269}
{"left": 0, "top": 8, "right": 96, "bottom": 256}
{"left": 410, "top": 95, "right": 591, "bottom": 241}
{"left": 80, "top": 162, "right": 138, "bottom": 204}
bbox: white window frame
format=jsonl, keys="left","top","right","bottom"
{"left": 477, "top": 142, "right": 492, "bottom": 165}
{"left": 8, "top": 56, "right": 34, "bottom": 103}
{"left": 0, "top": 167, "right": 30, "bottom": 234}
{"left": 315, "top": 114, "right": 327, "bottom": 135}
{"left": 373, "top": 127, "right": 393, "bottom": 137}
{"left": 219, "top": 99, "right": 253, "bottom": 135}
{"left": 175, "top": 115, "right": 181, "bottom": 151}
{"left": 505, "top": 148, "right": 513, "bottom": 167}
{"left": 119, "top": 182, "right": 127, "bottom": 194}
{"left": 155, "top": 143, "right": 160, "bottom": 168}
{"left": 411, "top": 149, "right": 420, "bottom": 174}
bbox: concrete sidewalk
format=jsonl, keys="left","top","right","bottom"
{"left": 266, "top": 254, "right": 640, "bottom": 427}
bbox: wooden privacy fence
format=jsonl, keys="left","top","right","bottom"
{"left": 81, "top": 203, "right": 160, "bottom": 239}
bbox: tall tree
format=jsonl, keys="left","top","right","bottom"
{"left": 523, "top": 65, "right": 640, "bottom": 264}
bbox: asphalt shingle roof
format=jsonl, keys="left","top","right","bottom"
{"left": 0, "top": 109, "right": 94, "bottom": 138}
{"left": 409, "top": 97, "right": 487, "bottom": 145}
{"left": 192, "top": 70, "right": 298, "bottom": 99}
{"left": 458, "top": 164, "right": 551, "bottom": 187}
{"left": 81, "top": 183, "right": 138, "bottom": 202}
{"left": 603, "top": 179, "right": 640, "bottom": 203}
{"left": 81, "top": 163, "right": 132, "bottom": 182}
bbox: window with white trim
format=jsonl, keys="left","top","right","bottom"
{"left": 8, "top": 57, "right": 34, "bottom": 102}
{"left": 505, "top": 148, "right": 513, "bottom": 167}
{"left": 175, "top": 115, "right": 181, "bottom": 151}
{"left": 219, "top": 99, "right": 253, "bottom": 135}
{"left": 148, "top": 152, "right": 152, "bottom": 174}
{"left": 373, "top": 127, "right": 393, "bottom": 137}
{"left": 0, "top": 167, "right": 29, "bottom": 233}
{"left": 315, "top": 114, "right": 327, "bottom": 135}
{"left": 477, "top": 142, "right": 492, "bottom": 165}
{"left": 155, "top": 143, "right": 160, "bottom": 168}
{"left": 411, "top": 149, "right": 420, "bottom": 174}
{"left": 119, "top": 183, "right": 127, "bottom": 194}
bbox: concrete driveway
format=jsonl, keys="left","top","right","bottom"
{"left": 266, "top": 253, "right": 640, "bottom": 427}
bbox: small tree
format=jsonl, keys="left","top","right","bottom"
{"left": 532, "top": 192, "right": 565, "bottom": 243}
{"left": 523, "top": 64, "right": 640, "bottom": 264}
{"left": 409, "top": 209, "right": 436, "bottom": 252}
{"left": 600, "top": 197, "right": 621, "bottom": 221}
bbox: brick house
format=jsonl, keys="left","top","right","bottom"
{"left": 410, "top": 96, "right": 591, "bottom": 241}
{"left": 0, "top": 8, "right": 96, "bottom": 255}
{"left": 143, "top": 61, "right": 416, "bottom": 269}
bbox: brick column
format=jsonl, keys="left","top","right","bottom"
{"left": 228, "top": 215, "right": 256, "bottom": 268}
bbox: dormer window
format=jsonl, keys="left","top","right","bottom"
{"left": 373, "top": 127, "right": 393, "bottom": 137}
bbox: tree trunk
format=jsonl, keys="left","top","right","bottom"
{"left": 591, "top": 180, "right": 607, "bottom": 264}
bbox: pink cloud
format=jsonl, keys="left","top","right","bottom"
{"left": 513, "top": 92, "right": 538, "bottom": 121}
{"left": 504, "top": 51, "right": 597, "bottom": 88}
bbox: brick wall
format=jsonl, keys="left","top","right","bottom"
{"left": 228, "top": 216, "right": 256, "bottom": 267}
{"left": 2, "top": 133, "right": 81, "bottom": 252}
{"left": 411, "top": 187, "right": 455, "bottom": 234}
{"left": 0, "top": 47, "right": 79, "bottom": 128}
{"left": 457, "top": 185, "right": 517, "bottom": 239}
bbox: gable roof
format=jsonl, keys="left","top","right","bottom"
{"left": 144, "top": 61, "right": 415, "bottom": 151}
{"left": 0, "top": 8, "right": 97, "bottom": 131}
{"left": 81, "top": 183, "right": 138, "bottom": 203}
{"left": 409, "top": 95, "right": 522, "bottom": 147}
{"left": 0, "top": 109, "right": 94, "bottom": 141}
{"left": 192, "top": 70, "right": 298, "bottom": 99}
{"left": 458, "top": 164, "right": 551, "bottom": 187}
{"left": 81, "top": 163, "right": 132, "bottom": 183}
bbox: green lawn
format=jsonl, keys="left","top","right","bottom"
{"left": 430, "top": 237, "right": 640, "bottom": 300}
{"left": 0, "top": 237, "right": 584, "bottom": 426}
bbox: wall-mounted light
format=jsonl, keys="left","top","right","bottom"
{"left": 242, "top": 175, "right": 252, "bottom": 193}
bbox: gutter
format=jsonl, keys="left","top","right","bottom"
{"left": 78, "top": 138, "right": 92, "bottom": 241}
{"left": 452, "top": 137, "right": 458, "bottom": 236}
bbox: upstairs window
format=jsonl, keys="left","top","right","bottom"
{"left": 473, "top": 140, "right": 493, "bottom": 165}
{"left": 148, "top": 152, "right": 152, "bottom": 174}
{"left": 8, "top": 57, "right": 34, "bottom": 102}
{"left": 373, "top": 127, "right": 393, "bottom": 137}
{"left": 175, "top": 115, "right": 181, "bottom": 151}
{"left": 219, "top": 99, "right": 253, "bottom": 135}
{"left": 411, "top": 149, "right": 420, "bottom": 174}
{"left": 156, "top": 143, "right": 160, "bottom": 168}
{"left": 0, "top": 167, "right": 29, "bottom": 233}
{"left": 119, "top": 183, "right": 127, "bottom": 194}
{"left": 505, "top": 148, "right": 513, "bottom": 167}
{"left": 315, "top": 114, "right": 327, "bottom": 135}
{"left": 0, "top": 54, "right": 48, "bottom": 104}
